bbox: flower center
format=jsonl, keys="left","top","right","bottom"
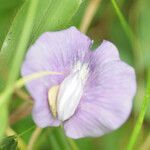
{"left": 56, "top": 61, "right": 89, "bottom": 121}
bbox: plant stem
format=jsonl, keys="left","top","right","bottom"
{"left": 110, "top": 0, "right": 143, "bottom": 72}
{"left": 127, "top": 70, "right": 150, "bottom": 150}
{"left": 60, "top": 127, "right": 79, "bottom": 150}
{"left": 27, "top": 127, "right": 42, "bottom": 150}
{"left": 80, "top": 0, "right": 101, "bottom": 33}
{"left": 110, "top": 0, "right": 134, "bottom": 41}
{"left": 15, "top": 71, "right": 62, "bottom": 89}
{"left": 0, "top": 71, "right": 62, "bottom": 107}
{"left": 67, "top": 138, "right": 79, "bottom": 150}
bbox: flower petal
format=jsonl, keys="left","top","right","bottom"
{"left": 91, "top": 40, "right": 120, "bottom": 67}
{"left": 64, "top": 42, "right": 136, "bottom": 139}
{"left": 21, "top": 26, "right": 92, "bottom": 127}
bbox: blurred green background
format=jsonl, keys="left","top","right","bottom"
{"left": 0, "top": 0, "right": 150, "bottom": 149}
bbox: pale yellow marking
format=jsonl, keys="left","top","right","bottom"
{"left": 48, "top": 85, "right": 59, "bottom": 118}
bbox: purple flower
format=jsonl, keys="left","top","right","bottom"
{"left": 21, "top": 26, "right": 136, "bottom": 139}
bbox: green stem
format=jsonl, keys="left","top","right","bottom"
{"left": 27, "top": 127, "right": 42, "bottom": 150}
{"left": 127, "top": 70, "right": 150, "bottom": 150}
{"left": 47, "top": 129, "right": 61, "bottom": 150}
{"left": 15, "top": 71, "right": 62, "bottom": 89}
{"left": 110, "top": 0, "right": 143, "bottom": 72}
{"left": 59, "top": 127, "right": 79, "bottom": 150}
{"left": 67, "top": 138, "right": 79, "bottom": 150}
{"left": 0, "top": 71, "right": 62, "bottom": 106}
{"left": 110, "top": 0, "right": 134, "bottom": 41}
{"left": 110, "top": 1, "right": 148, "bottom": 148}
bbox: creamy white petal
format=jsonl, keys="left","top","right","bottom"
{"left": 57, "top": 62, "right": 89, "bottom": 121}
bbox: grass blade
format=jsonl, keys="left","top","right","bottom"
{"left": 127, "top": 70, "right": 150, "bottom": 150}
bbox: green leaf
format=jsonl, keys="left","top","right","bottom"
{"left": 0, "top": 0, "right": 82, "bottom": 79}
{"left": 0, "top": 0, "right": 23, "bottom": 12}
{"left": 0, "top": 0, "right": 23, "bottom": 48}
{"left": 31, "top": 0, "right": 82, "bottom": 42}
{"left": 0, "top": 0, "right": 82, "bottom": 97}
{"left": 0, "top": 104, "right": 8, "bottom": 138}
{"left": 0, "top": 135, "right": 18, "bottom": 150}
